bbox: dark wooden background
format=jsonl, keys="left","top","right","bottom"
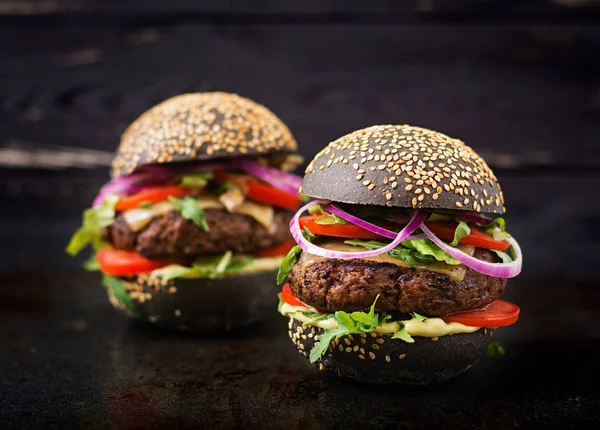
{"left": 1, "top": 0, "right": 599, "bottom": 275}
{"left": 2, "top": 2, "right": 600, "bottom": 429}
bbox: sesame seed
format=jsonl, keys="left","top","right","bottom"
{"left": 369, "top": 352, "right": 376, "bottom": 360}
{"left": 399, "top": 354, "right": 406, "bottom": 359}
{"left": 359, "top": 354, "right": 366, "bottom": 360}
{"left": 385, "top": 355, "right": 391, "bottom": 362}
{"left": 301, "top": 125, "right": 505, "bottom": 214}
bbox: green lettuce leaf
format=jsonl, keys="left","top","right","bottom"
{"left": 178, "top": 171, "right": 214, "bottom": 188}
{"left": 491, "top": 249, "right": 514, "bottom": 263}
{"left": 314, "top": 214, "right": 347, "bottom": 225}
{"left": 450, "top": 221, "right": 471, "bottom": 246}
{"left": 160, "top": 251, "right": 245, "bottom": 280}
{"left": 401, "top": 238, "right": 461, "bottom": 265}
{"left": 102, "top": 274, "right": 136, "bottom": 313}
{"left": 308, "top": 204, "right": 327, "bottom": 215}
{"left": 168, "top": 196, "right": 209, "bottom": 231}
{"left": 488, "top": 334, "right": 506, "bottom": 357}
{"left": 345, "top": 238, "right": 461, "bottom": 267}
{"left": 83, "top": 253, "right": 100, "bottom": 271}
{"left": 277, "top": 245, "right": 302, "bottom": 284}
{"left": 66, "top": 194, "right": 119, "bottom": 256}
{"left": 482, "top": 217, "right": 511, "bottom": 241}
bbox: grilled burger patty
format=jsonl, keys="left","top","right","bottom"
{"left": 289, "top": 249, "right": 506, "bottom": 317}
{"left": 103, "top": 209, "right": 291, "bottom": 260}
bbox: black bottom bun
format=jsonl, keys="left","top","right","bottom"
{"left": 105, "top": 270, "right": 279, "bottom": 331}
{"left": 289, "top": 318, "right": 492, "bottom": 385}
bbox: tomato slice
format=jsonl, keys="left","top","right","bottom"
{"left": 298, "top": 215, "right": 398, "bottom": 239}
{"left": 245, "top": 180, "right": 301, "bottom": 211}
{"left": 115, "top": 186, "right": 198, "bottom": 211}
{"left": 441, "top": 300, "right": 520, "bottom": 328}
{"left": 281, "top": 283, "right": 308, "bottom": 308}
{"left": 426, "top": 222, "right": 510, "bottom": 251}
{"left": 254, "top": 239, "right": 296, "bottom": 258}
{"left": 96, "top": 248, "right": 176, "bottom": 277}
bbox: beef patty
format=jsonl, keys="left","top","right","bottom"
{"left": 288, "top": 249, "right": 506, "bottom": 317}
{"left": 103, "top": 209, "right": 291, "bottom": 260}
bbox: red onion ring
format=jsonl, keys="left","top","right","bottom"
{"left": 325, "top": 204, "right": 398, "bottom": 239}
{"left": 92, "top": 159, "right": 302, "bottom": 207}
{"left": 236, "top": 159, "right": 301, "bottom": 195}
{"left": 291, "top": 200, "right": 428, "bottom": 259}
{"left": 420, "top": 223, "right": 522, "bottom": 278}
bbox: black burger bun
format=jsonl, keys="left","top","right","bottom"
{"left": 289, "top": 318, "right": 492, "bottom": 385}
{"left": 112, "top": 92, "right": 298, "bottom": 178}
{"left": 301, "top": 124, "right": 504, "bottom": 214}
{"left": 105, "top": 269, "right": 279, "bottom": 332}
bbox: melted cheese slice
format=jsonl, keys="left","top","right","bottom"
{"left": 121, "top": 196, "right": 273, "bottom": 232}
{"left": 279, "top": 303, "right": 480, "bottom": 337}
{"left": 300, "top": 239, "right": 474, "bottom": 282}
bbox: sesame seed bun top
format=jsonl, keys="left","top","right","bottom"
{"left": 111, "top": 92, "right": 298, "bottom": 178}
{"left": 301, "top": 125, "right": 505, "bottom": 214}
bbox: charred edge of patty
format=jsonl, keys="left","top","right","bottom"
{"left": 289, "top": 248, "right": 506, "bottom": 317}
{"left": 103, "top": 208, "right": 292, "bottom": 260}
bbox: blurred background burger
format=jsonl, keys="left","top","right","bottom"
{"left": 67, "top": 92, "right": 303, "bottom": 330}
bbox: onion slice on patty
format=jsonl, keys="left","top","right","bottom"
{"left": 290, "top": 200, "right": 428, "bottom": 259}
{"left": 420, "top": 223, "right": 522, "bottom": 278}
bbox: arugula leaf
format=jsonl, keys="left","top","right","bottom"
{"left": 309, "top": 326, "right": 349, "bottom": 363}
{"left": 138, "top": 201, "right": 152, "bottom": 209}
{"left": 83, "top": 253, "right": 100, "bottom": 271}
{"left": 450, "top": 221, "right": 471, "bottom": 246}
{"left": 314, "top": 214, "right": 347, "bottom": 225}
{"left": 66, "top": 194, "right": 119, "bottom": 256}
{"left": 309, "top": 296, "right": 391, "bottom": 363}
{"left": 102, "top": 274, "right": 136, "bottom": 313}
{"left": 277, "top": 245, "right": 302, "bottom": 284}
{"left": 491, "top": 249, "right": 514, "bottom": 263}
{"left": 178, "top": 171, "right": 214, "bottom": 188}
{"left": 410, "top": 312, "right": 427, "bottom": 322}
{"left": 392, "top": 324, "right": 415, "bottom": 343}
{"left": 169, "top": 196, "right": 209, "bottom": 231}
{"left": 482, "top": 217, "right": 511, "bottom": 241}
{"left": 488, "top": 335, "right": 506, "bottom": 357}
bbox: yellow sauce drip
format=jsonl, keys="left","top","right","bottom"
{"left": 279, "top": 303, "right": 480, "bottom": 337}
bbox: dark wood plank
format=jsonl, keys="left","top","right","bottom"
{"left": 1, "top": 25, "right": 599, "bottom": 168}
{"left": 1, "top": 0, "right": 600, "bottom": 24}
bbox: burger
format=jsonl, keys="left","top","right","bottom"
{"left": 277, "top": 125, "right": 522, "bottom": 385}
{"left": 67, "top": 92, "right": 304, "bottom": 331}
